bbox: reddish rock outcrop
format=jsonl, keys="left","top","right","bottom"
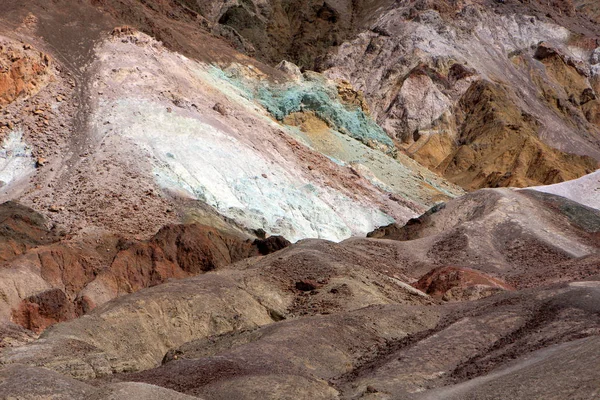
{"left": 29, "top": 225, "right": 287, "bottom": 329}
{"left": 0, "top": 40, "right": 51, "bottom": 105}
{"left": 0, "top": 202, "right": 289, "bottom": 332}
{"left": 414, "top": 266, "right": 514, "bottom": 301}
{"left": 38, "top": 246, "right": 97, "bottom": 298}
{"left": 105, "top": 224, "right": 290, "bottom": 296}
{"left": 11, "top": 289, "right": 76, "bottom": 333}
{"left": 0, "top": 201, "right": 57, "bottom": 263}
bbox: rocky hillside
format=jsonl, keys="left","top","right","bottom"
{"left": 0, "top": 5, "right": 463, "bottom": 243}
{"left": 123, "top": 0, "right": 600, "bottom": 190}
{"left": 323, "top": 0, "right": 600, "bottom": 189}
{"left": 1, "top": 188, "right": 600, "bottom": 398}
{"left": 0, "top": 0, "right": 600, "bottom": 399}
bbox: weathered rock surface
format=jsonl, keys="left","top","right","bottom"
{"left": 0, "top": 38, "right": 51, "bottom": 105}
{"left": 0, "top": 200, "right": 57, "bottom": 262}
{"left": 438, "top": 80, "right": 597, "bottom": 189}
{"left": 0, "top": 0, "right": 465, "bottom": 243}
{"left": 337, "top": 282, "right": 600, "bottom": 398}
{"left": 324, "top": 1, "right": 600, "bottom": 189}
{"left": 4, "top": 273, "right": 598, "bottom": 399}
{"left": 366, "top": 188, "right": 600, "bottom": 284}
{"left": 0, "top": 186, "right": 599, "bottom": 398}
{"left": 0, "top": 2, "right": 600, "bottom": 400}
{"left": 413, "top": 266, "right": 514, "bottom": 301}
{"left": 419, "top": 334, "right": 600, "bottom": 400}
{"left": 0, "top": 239, "right": 432, "bottom": 379}
{"left": 177, "top": 0, "right": 394, "bottom": 69}
{"left": 0, "top": 364, "right": 200, "bottom": 400}
{"left": 121, "top": 305, "right": 439, "bottom": 399}
{"left": 0, "top": 201, "right": 289, "bottom": 333}
{"left": 75, "top": 30, "right": 461, "bottom": 242}
{"left": 577, "top": 0, "right": 600, "bottom": 24}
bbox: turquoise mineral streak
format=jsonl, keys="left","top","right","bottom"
{"left": 209, "top": 65, "right": 395, "bottom": 154}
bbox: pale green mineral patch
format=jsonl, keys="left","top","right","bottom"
{"left": 209, "top": 65, "right": 396, "bottom": 154}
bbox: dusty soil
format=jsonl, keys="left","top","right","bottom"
{"left": 0, "top": 185, "right": 599, "bottom": 398}
{"left": 366, "top": 188, "right": 600, "bottom": 285}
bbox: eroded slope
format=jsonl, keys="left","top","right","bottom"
{"left": 324, "top": 0, "right": 600, "bottom": 189}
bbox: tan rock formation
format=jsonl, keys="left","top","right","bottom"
{"left": 438, "top": 80, "right": 597, "bottom": 189}
{"left": 324, "top": 2, "right": 600, "bottom": 191}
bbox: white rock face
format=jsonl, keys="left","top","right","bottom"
{"left": 395, "top": 73, "right": 452, "bottom": 140}
{"left": 591, "top": 48, "right": 600, "bottom": 65}
{"left": 107, "top": 100, "right": 392, "bottom": 242}
{"left": 529, "top": 171, "right": 600, "bottom": 210}
{"left": 90, "top": 33, "right": 436, "bottom": 242}
{"left": 0, "top": 131, "right": 35, "bottom": 188}
{"left": 275, "top": 60, "right": 302, "bottom": 80}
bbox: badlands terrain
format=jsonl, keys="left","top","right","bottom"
{"left": 0, "top": 0, "right": 600, "bottom": 398}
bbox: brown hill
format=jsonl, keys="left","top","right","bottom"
{"left": 367, "top": 188, "right": 600, "bottom": 284}
{"left": 0, "top": 201, "right": 289, "bottom": 334}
